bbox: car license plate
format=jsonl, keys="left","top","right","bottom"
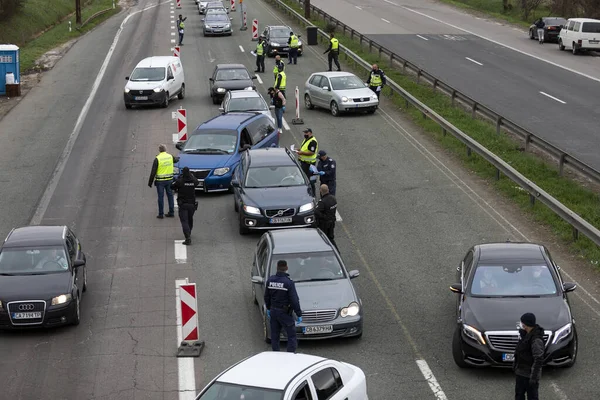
{"left": 590, "top": 40, "right": 599, "bottom": 44}
{"left": 270, "top": 217, "right": 292, "bottom": 224}
{"left": 12, "top": 312, "right": 41, "bottom": 319}
{"left": 197, "top": 180, "right": 204, "bottom": 188}
{"left": 213, "top": 29, "right": 222, "bottom": 32}
{"left": 283, "top": 47, "right": 289, "bottom": 51}
{"left": 502, "top": 353, "right": 515, "bottom": 362}
{"left": 303, "top": 325, "right": 333, "bottom": 334}
{"left": 134, "top": 96, "right": 148, "bottom": 101}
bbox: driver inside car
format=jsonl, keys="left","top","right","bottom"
{"left": 34, "top": 249, "right": 68, "bottom": 270}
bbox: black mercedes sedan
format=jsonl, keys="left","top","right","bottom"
{"left": 450, "top": 242, "right": 577, "bottom": 368}
{"left": 251, "top": 228, "right": 363, "bottom": 342}
{"left": 232, "top": 147, "right": 316, "bottom": 235}
{"left": 209, "top": 64, "right": 257, "bottom": 104}
{"left": 0, "top": 226, "right": 87, "bottom": 329}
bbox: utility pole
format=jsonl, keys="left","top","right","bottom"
{"left": 76, "top": 0, "right": 82, "bottom": 24}
{"left": 305, "top": 0, "right": 310, "bottom": 19}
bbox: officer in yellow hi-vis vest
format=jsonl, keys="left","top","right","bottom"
{"left": 323, "top": 32, "right": 341, "bottom": 71}
{"left": 273, "top": 55, "right": 284, "bottom": 81}
{"left": 274, "top": 65, "right": 287, "bottom": 98}
{"left": 255, "top": 36, "right": 265, "bottom": 73}
{"left": 295, "top": 128, "right": 319, "bottom": 196}
{"left": 148, "top": 144, "right": 180, "bottom": 218}
{"left": 287, "top": 31, "right": 300, "bottom": 65}
{"left": 177, "top": 15, "right": 187, "bottom": 46}
{"left": 366, "top": 63, "right": 386, "bottom": 99}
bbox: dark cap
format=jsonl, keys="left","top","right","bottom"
{"left": 302, "top": 128, "right": 312, "bottom": 133}
{"left": 318, "top": 150, "right": 327, "bottom": 157}
{"left": 520, "top": 312, "right": 536, "bottom": 327}
{"left": 267, "top": 87, "right": 275, "bottom": 92}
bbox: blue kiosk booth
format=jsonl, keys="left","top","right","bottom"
{"left": 0, "top": 44, "right": 20, "bottom": 96}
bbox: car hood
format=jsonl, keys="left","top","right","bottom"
{"left": 462, "top": 296, "right": 571, "bottom": 332}
{"left": 205, "top": 19, "right": 230, "bottom": 26}
{"left": 334, "top": 88, "right": 376, "bottom": 99}
{"left": 177, "top": 152, "right": 236, "bottom": 170}
{"left": 126, "top": 80, "right": 164, "bottom": 90}
{"left": 0, "top": 273, "right": 71, "bottom": 301}
{"left": 242, "top": 186, "right": 313, "bottom": 208}
{"left": 214, "top": 80, "right": 254, "bottom": 90}
{"left": 296, "top": 279, "right": 357, "bottom": 310}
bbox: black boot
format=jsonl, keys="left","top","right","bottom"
{"left": 183, "top": 236, "right": 191, "bottom": 245}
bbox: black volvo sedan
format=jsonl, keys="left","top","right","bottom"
{"left": 0, "top": 226, "right": 88, "bottom": 329}
{"left": 450, "top": 242, "right": 577, "bottom": 368}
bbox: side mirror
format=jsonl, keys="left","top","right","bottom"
{"left": 563, "top": 282, "right": 577, "bottom": 293}
{"left": 230, "top": 17, "right": 233, "bottom": 20}
{"left": 201, "top": 18, "right": 205, "bottom": 21}
{"left": 167, "top": 76, "right": 174, "bottom": 81}
{"left": 322, "top": 86, "right": 329, "bottom": 91}
{"left": 175, "top": 142, "right": 183, "bottom": 150}
{"left": 125, "top": 76, "right": 129, "bottom": 80}
{"left": 209, "top": 77, "right": 214, "bottom": 81}
{"left": 252, "top": 75, "right": 257, "bottom": 80}
{"left": 348, "top": 270, "right": 360, "bottom": 279}
{"left": 269, "top": 105, "right": 275, "bottom": 109}
{"left": 449, "top": 284, "right": 463, "bottom": 294}
{"left": 251, "top": 276, "right": 264, "bottom": 284}
{"left": 73, "top": 260, "right": 85, "bottom": 268}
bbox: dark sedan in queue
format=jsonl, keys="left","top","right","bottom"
{"left": 0, "top": 226, "right": 88, "bottom": 329}
{"left": 209, "top": 64, "right": 257, "bottom": 104}
{"left": 529, "top": 17, "right": 567, "bottom": 42}
{"left": 450, "top": 242, "right": 577, "bottom": 368}
{"left": 251, "top": 228, "right": 363, "bottom": 342}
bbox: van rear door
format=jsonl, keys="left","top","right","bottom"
{"left": 581, "top": 21, "right": 600, "bottom": 48}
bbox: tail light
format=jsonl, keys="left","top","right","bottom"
{"left": 578, "top": 39, "right": 583, "bottom": 45}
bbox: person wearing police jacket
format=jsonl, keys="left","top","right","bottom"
{"left": 295, "top": 128, "right": 318, "bottom": 196}
{"left": 323, "top": 32, "right": 341, "bottom": 71}
{"left": 316, "top": 149, "right": 336, "bottom": 196}
{"left": 148, "top": 144, "right": 179, "bottom": 219}
{"left": 287, "top": 31, "right": 299, "bottom": 65}
{"left": 315, "top": 184, "right": 338, "bottom": 251}
{"left": 366, "top": 64, "right": 386, "bottom": 99}
{"left": 274, "top": 64, "right": 286, "bottom": 98}
{"left": 273, "top": 55, "right": 285, "bottom": 81}
{"left": 171, "top": 167, "right": 198, "bottom": 245}
{"left": 513, "top": 313, "right": 545, "bottom": 400}
{"left": 264, "top": 260, "right": 303, "bottom": 352}
{"left": 254, "top": 36, "right": 265, "bottom": 73}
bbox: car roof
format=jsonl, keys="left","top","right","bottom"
{"left": 567, "top": 18, "right": 600, "bottom": 23}
{"left": 229, "top": 89, "right": 261, "bottom": 99}
{"left": 196, "top": 112, "right": 262, "bottom": 131}
{"left": 247, "top": 148, "right": 295, "bottom": 167}
{"left": 4, "top": 226, "right": 67, "bottom": 248}
{"left": 316, "top": 71, "right": 356, "bottom": 78}
{"left": 135, "top": 56, "right": 176, "bottom": 68}
{"left": 217, "top": 352, "right": 326, "bottom": 390}
{"left": 267, "top": 25, "right": 291, "bottom": 31}
{"left": 270, "top": 228, "right": 334, "bottom": 254}
{"left": 476, "top": 242, "right": 546, "bottom": 264}
{"left": 216, "top": 63, "right": 247, "bottom": 70}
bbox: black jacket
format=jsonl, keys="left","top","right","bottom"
{"left": 317, "top": 157, "right": 336, "bottom": 184}
{"left": 171, "top": 174, "right": 198, "bottom": 205}
{"left": 513, "top": 325, "right": 545, "bottom": 380}
{"left": 264, "top": 271, "right": 302, "bottom": 317}
{"left": 535, "top": 19, "right": 545, "bottom": 29}
{"left": 315, "top": 193, "right": 337, "bottom": 228}
{"left": 148, "top": 153, "right": 180, "bottom": 186}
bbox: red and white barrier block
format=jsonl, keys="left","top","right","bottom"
{"left": 173, "top": 46, "right": 180, "bottom": 57}
{"left": 176, "top": 0, "right": 181, "bottom": 9}
{"left": 176, "top": 279, "right": 205, "bottom": 357}
{"left": 230, "top": 0, "right": 236, "bottom": 12}
{"left": 172, "top": 107, "right": 188, "bottom": 144}
{"left": 251, "top": 19, "right": 258, "bottom": 40}
{"left": 291, "top": 86, "right": 304, "bottom": 125}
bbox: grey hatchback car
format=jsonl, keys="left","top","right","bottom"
{"left": 251, "top": 228, "right": 363, "bottom": 343}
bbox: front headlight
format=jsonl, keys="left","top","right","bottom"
{"left": 271, "top": 42, "right": 280, "bottom": 46}
{"left": 462, "top": 324, "right": 486, "bottom": 345}
{"left": 213, "top": 167, "right": 230, "bottom": 176}
{"left": 0, "top": 300, "right": 3, "bottom": 310}
{"left": 217, "top": 88, "right": 226, "bottom": 93}
{"left": 124, "top": 88, "right": 130, "bottom": 93}
{"left": 341, "top": 96, "right": 349, "bottom": 103}
{"left": 153, "top": 87, "right": 163, "bottom": 93}
{"left": 299, "top": 202, "right": 314, "bottom": 213}
{"left": 51, "top": 293, "right": 72, "bottom": 305}
{"left": 243, "top": 205, "right": 261, "bottom": 215}
{"left": 371, "top": 94, "right": 378, "bottom": 100}
{"left": 552, "top": 323, "right": 572, "bottom": 344}
{"left": 340, "top": 302, "right": 360, "bottom": 317}
{"left": 225, "top": 24, "right": 231, "bottom": 29}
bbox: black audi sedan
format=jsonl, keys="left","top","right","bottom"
{"left": 251, "top": 228, "right": 362, "bottom": 342}
{"left": 0, "top": 226, "right": 87, "bottom": 329}
{"left": 232, "top": 147, "right": 316, "bottom": 235}
{"left": 262, "top": 25, "right": 304, "bottom": 57}
{"left": 209, "top": 64, "right": 257, "bottom": 104}
{"left": 450, "top": 242, "right": 577, "bottom": 368}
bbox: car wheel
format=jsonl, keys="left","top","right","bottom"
{"left": 125, "top": 103, "right": 132, "bottom": 109}
{"left": 263, "top": 311, "right": 271, "bottom": 344}
{"left": 251, "top": 284, "right": 258, "bottom": 305}
{"left": 559, "top": 40, "right": 565, "bottom": 51}
{"left": 330, "top": 101, "right": 340, "bottom": 117}
{"left": 239, "top": 213, "right": 250, "bottom": 235}
{"left": 178, "top": 84, "right": 185, "bottom": 99}
{"left": 572, "top": 43, "right": 579, "bottom": 55}
{"left": 162, "top": 92, "right": 169, "bottom": 108}
{"left": 367, "top": 108, "right": 376, "bottom": 114}
{"left": 304, "top": 94, "right": 314, "bottom": 110}
{"left": 72, "top": 294, "right": 81, "bottom": 326}
{"left": 452, "top": 326, "right": 469, "bottom": 368}
{"left": 82, "top": 266, "right": 88, "bottom": 292}
{"left": 529, "top": 29, "right": 534, "bottom": 40}
{"left": 212, "top": 95, "right": 220, "bottom": 105}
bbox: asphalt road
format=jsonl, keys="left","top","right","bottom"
{"left": 1, "top": 0, "right": 600, "bottom": 399}
{"left": 310, "top": 0, "right": 600, "bottom": 170}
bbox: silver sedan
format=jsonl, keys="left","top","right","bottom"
{"left": 304, "top": 71, "right": 379, "bottom": 117}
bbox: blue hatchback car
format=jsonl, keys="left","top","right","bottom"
{"left": 175, "top": 112, "right": 279, "bottom": 192}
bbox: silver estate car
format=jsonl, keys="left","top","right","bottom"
{"left": 304, "top": 71, "right": 379, "bottom": 117}
{"left": 202, "top": 11, "right": 232, "bottom": 36}
{"left": 219, "top": 89, "right": 275, "bottom": 125}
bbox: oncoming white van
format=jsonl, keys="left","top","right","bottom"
{"left": 124, "top": 56, "right": 185, "bottom": 109}
{"left": 558, "top": 18, "right": 600, "bottom": 54}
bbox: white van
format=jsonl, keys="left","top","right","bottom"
{"left": 558, "top": 18, "right": 600, "bottom": 54}
{"left": 124, "top": 56, "right": 185, "bottom": 109}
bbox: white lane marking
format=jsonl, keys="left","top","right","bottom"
{"left": 282, "top": 117, "right": 290, "bottom": 130}
{"left": 256, "top": 74, "right": 263, "bottom": 84}
{"left": 355, "top": 5, "right": 362, "bottom": 10}
{"left": 239, "top": 45, "right": 245, "bottom": 52}
{"left": 170, "top": 10, "right": 174, "bottom": 13}
{"left": 335, "top": 210, "right": 342, "bottom": 222}
{"left": 381, "top": 18, "right": 391, "bottom": 24}
{"left": 416, "top": 34, "right": 428, "bottom": 41}
{"left": 170, "top": 15, "right": 175, "bottom": 19}
{"left": 171, "top": 39, "right": 176, "bottom": 44}
{"left": 29, "top": 0, "right": 172, "bottom": 225}
{"left": 550, "top": 381, "right": 569, "bottom": 400}
{"left": 540, "top": 91, "right": 566, "bottom": 104}
{"left": 383, "top": 0, "right": 398, "bottom": 5}
{"left": 175, "top": 279, "right": 196, "bottom": 400}
{"left": 465, "top": 57, "right": 483, "bottom": 66}
{"left": 416, "top": 360, "right": 448, "bottom": 400}
{"left": 174, "top": 241, "right": 187, "bottom": 264}
{"left": 399, "top": 5, "right": 600, "bottom": 84}
{"left": 171, "top": 25, "right": 175, "bottom": 29}
{"left": 171, "top": 32, "right": 175, "bottom": 36}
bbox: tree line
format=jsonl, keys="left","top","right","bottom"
{"left": 505, "top": 0, "right": 600, "bottom": 20}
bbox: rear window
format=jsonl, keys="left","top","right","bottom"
{"left": 582, "top": 22, "right": 600, "bottom": 33}
{"left": 544, "top": 18, "right": 566, "bottom": 26}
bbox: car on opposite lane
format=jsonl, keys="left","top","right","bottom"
{"left": 232, "top": 148, "right": 316, "bottom": 234}
{"left": 262, "top": 25, "right": 304, "bottom": 57}
{"left": 251, "top": 228, "right": 363, "bottom": 343}
{"left": 219, "top": 88, "right": 275, "bottom": 125}
{"left": 209, "top": 64, "right": 257, "bottom": 104}
{"left": 202, "top": 10, "right": 233, "bottom": 36}
{"left": 193, "top": 352, "right": 368, "bottom": 399}
{"left": 124, "top": 56, "right": 185, "bottom": 109}
{"left": 0, "top": 226, "right": 88, "bottom": 329}
{"left": 529, "top": 17, "right": 567, "bottom": 42}
{"left": 304, "top": 71, "right": 379, "bottom": 117}
{"left": 450, "top": 242, "right": 578, "bottom": 368}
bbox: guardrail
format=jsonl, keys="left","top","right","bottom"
{"left": 273, "top": 0, "right": 600, "bottom": 186}
{"left": 267, "top": 0, "right": 600, "bottom": 247}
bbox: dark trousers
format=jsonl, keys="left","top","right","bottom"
{"left": 178, "top": 203, "right": 195, "bottom": 238}
{"left": 370, "top": 85, "right": 381, "bottom": 99}
{"left": 288, "top": 48, "right": 298, "bottom": 64}
{"left": 270, "top": 308, "right": 297, "bottom": 352}
{"left": 320, "top": 222, "right": 338, "bottom": 251}
{"left": 256, "top": 55, "right": 265, "bottom": 72}
{"left": 328, "top": 51, "right": 341, "bottom": 71}
{"left": 515, "top": 375, "right": 539, "bottom": 400}
{"left": 178, "top": 32, "right": 184, "bottom": 45}
{"left": 300, "top": 162, "right": 316, "bottom": 196}
{"left": 322, "top": 181, "right": 336, "bottom": 196}
{"left": 156, "top": 180, "right": 174, "bottom": 216}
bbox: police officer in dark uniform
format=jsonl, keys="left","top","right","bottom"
{"left": 323, "top": 32, "right": 341, "bottom": 71}
{"left": 315, "top": 184, "right": 338, "bottom": 250}
{"left": 316, "top": 150, "right": 336, "bottom": 196}
{"left": 171, "top": 167, "right": 198, "bottom": 245}
{"left": 264, "top": 260, "right": 303, "bottom": 352}
{"left": 366, "top": 64, "right": 386, "bottom": 99}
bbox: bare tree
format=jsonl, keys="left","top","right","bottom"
{"left": 521, "top": 0, "right": 544, "bottom": 20}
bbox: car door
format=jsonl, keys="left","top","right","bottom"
{"left": 457, "top": 250, "right": 474, "bottom": 317}
{"left": 247, "top": 117, "right": 278, "bottom": 148}
{"left": 209, "top": 66, "right": 218, "bottom": 93}
{"left": 166, "top": 66, "right": 175, "bottom": 95}
{"left": 64, "top": 233, "right": 82, "bottom": 290}
{"left": 310, "top": 367, "right": 348, "bottom": 400}
{"left": 232, "top": 153, "right": 247, "bottom": 205}
{"left": 286, "top": 380, "right": 316, "bottom": 400}
{"left": 308, "top": 75, "right": 323, "bottom": 106}
{"left": 221, "top": 91, "right": 231, "bottom": 112}
{"left": 253, "top": 238, "right": 270, "bottom": 309}
{"left": 564, "top": 20, "right": 575, "bottom": 45}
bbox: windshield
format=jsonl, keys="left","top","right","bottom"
{"left": 544, "top": 18, "right": 566, "bottom": 25}
{"left": 198, "top": 382, "right": 282, "bottom": 400}
{"left": 216, "top": 68, "right": 251, "bottom": 81}
{"left": 228, "top": 97, "right": 267, "bottom": 112}
{"left": 582, "top": 22, "right": 600, "bottom": 33}
{"left": 470, "top": 264, "right": 558, "bottom": 297}
{"left": 245, "top": 166, "right": 306, "bottom": 188}
{"left": 270, "top": 28, "right": 290, "bottom": 38}
{"left": 206, "top": 13, "right": 228, "bottom": 21}
{"left": 183, "top": 129, "right": 238, "bottom": 154}
{"left": 0, "top": 247, "right": 69, "bottom": 275}
{"left": 270, "top": 252, "right": 345, "bottom": 282}
{"left": 330, "top": 75, "right": 365, "bottom": 90}
{"left": 130, "top": 67, "right": 165, "bottom": 82}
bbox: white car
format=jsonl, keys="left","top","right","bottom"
{"left": 219, "top": 89, "right": 275, "bottom": 124}
{"left": 194, "top": 352, "right": 369, "bottom": 400}
{"left": 124, "top": 56, "right": 185, "bottom": 109}
{"left": 559, "top": 18, "right": 600, "bottom": 54}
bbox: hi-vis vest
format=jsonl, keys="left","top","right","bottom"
{"left": 156, "top": 152, "right": 174, "bottom": 181}
{"left": 370, "top": 71, "right": 382, "bottom": 87}
{"left": 290, "top": 35, "right": 299, "bottom": 48}
{"left": 299, "top": 137, "right": 318, "bottom": 164}
{"left": 178, "top": 21, "right": 185, "bottom": 31}
{"left": 276, "top": 71, "right": 286, "bottom": 90}
{"left": 256, "top": 42, "right": 264, "bottom": 56}
{"left": 330, "top": 38, "right": 339, "bottom": 51}
{"left": 273, "top": 61, "right": 283, "bottom": 77}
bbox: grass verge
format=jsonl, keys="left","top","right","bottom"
{"left": 437, "top": 0, "right": 551, "bottom": 28}
{"left": 275, "top": 0, "right": 600, "bottom": 265}
{"left": 0, "top": 0, "right": 121, "bottom": 73}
